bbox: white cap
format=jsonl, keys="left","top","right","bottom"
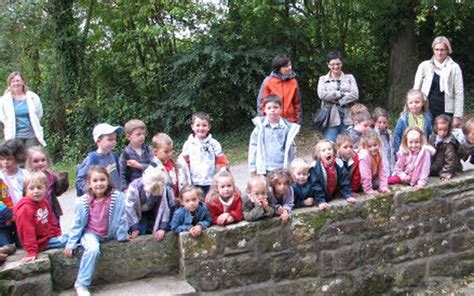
{"left": 93, "top": 123, "right": 123, "bottom": 142}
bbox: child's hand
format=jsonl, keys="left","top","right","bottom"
{"left": 380, "top": 188, "right": 392, "bottom": 194}
{"left": 22, "top": 256, "right": 36, "bottom": 263}
{"left": 154, "top": 229, "right": 166, "bottom": 241}
{"left": 216, "top": 213, "right": 229, "bottom": 226}
{"left": 318, "top": 202, "right": 329, "bottom": 210}
{"left": 441, "top": 176, "right": 451, "bottom": 181}
{"left": 225, "top": 216, "right": 235, "bottom": 224}
{"left": 129, "top": 229, "right": 140, "bottom": 240}
{"left": 189, "top": 225, "right": 202, "bottom": 237}
{"left": 367, "top": 190, "right": 378, "bottom": 196}
{"left": 279, "top": 209, "right": 289, "bottom": 224}
{"left": 63, "top": 248, "right": 73, "bottom": 257}
{"left": 127, "top": 160, "right": 143, "bottom": 170}
{"left": 304, "top": 197, "right": 314, "bottom": 206}
{"left": 346, "top": 197, "right": 357, "bottom": 204}
{"left": 414, "top": 184, "right": 424, "bottom": 190}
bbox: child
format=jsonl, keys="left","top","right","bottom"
{"left": 372, "top": 107, "right": 395, "bottom": 176}
{"left": 389, "top": 127, "right": 433, "bottom": 188}
{"left": 181, "top": 112, "right": 229, "bottom": 196}
{"left": 358, "top": 131, "right": 391, "bottom": 196}
{"left": 170, "top": 186, "right": 212, "bottom": 237}
{"left": 350, "top": 103, "right": 370, "bottom": 125}
{"left": 267, "top": 168, "right": 294, "bottom": 224}
{"left": 242, "top": 175, "right": 274, "bottom": 221}
{"left": 429, "top": 115, "right": 460, "bottom": 180}
{"left": 290, "top": 158, "right": 314, "bottom": 207}
{"left": 26, "top": 146, "right": 69, "bottom": 225}
{"left": 336, "top": 134, "right": 361, "bottom": 194}
{"left": 14, "top": 171, "right": 66, "bottom": 262}
{"left": 205, "top": 170, "right": 243, "bottom": 226}
{"left": 393, "top": 89, "right": 433, "bottom": 157}
{"left": 309, "top": 140, "right": 356, "bottom": 210}
{"left": 347, "top": 111, "right": 372, "bottom": 149}
{"left": 0, "top": 179, "right": 16, "bottom": 261}
{"left": 119, "top": 119, "right": 153, "bottom": 191}
{"left": 0, "top": 139, "right": 28, "bottom": 205}
{"left": 248, "top": 94, "right": 300, "bottom": 175}
{"left": 76, "top": 123, "right": 123, "bottom": 195}
{"left": 125, "top": 167, "right": 170, "bottom": 241}
{"left": 459, "top": 118, "right": 474, "bottom": 164}
{"left": 64, "top": 166, "right": 128, "bottom": 296}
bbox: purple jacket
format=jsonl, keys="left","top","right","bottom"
{"left": 358, "top": 149, "right": 389, "bottom": 194}
{"left": 268, "top": 186, "right": 294, "bottom": 215}
{"left": 393, "top": 146, "right": 433, "bottom": 187}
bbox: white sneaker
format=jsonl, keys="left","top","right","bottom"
{"left": 75, "top": 284, "right": 91, "bottom": 296}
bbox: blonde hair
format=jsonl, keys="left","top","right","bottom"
{"left": 360, "top": 130, "right": 382, "bottom": 148}
{"left": 403, "top": 89, "right": 429, "bottom": 113}
{"left": 142, "top": 167, "right": 165, "bottom": 195}
{"left": 462, "top": 118, "right": 474, "bottom": 136}
{"left": 313, "top": 140, "right": 336, "bottom": 160}
{"left": 336, "top": 133, "right": 354, "bottom": 147}
{"left": 152, "top": 133, "right": 173, "bottom": 149}
{"left": 24, "top": 171, "right": 48, "bottom": 189}
{"left": 25, "top": 146, "right": 51, "bottom": 172}
{"left": 432, "top": 36, "right": 452, "bottom": 55}
{"left": 124, "top": 119, "right": 146, "bottom": 135}
{"left": 246, "top": 175, "right": 268, "bottom": 193}
{"left": 179, "top": 185, "right": 203, "bottom": 201}
{"left": 399, "top": 127, "right": 427, "bottom": 154}
{"left": 290, "top": 158, "right": 311, "bottom": 173}
{"left": 4, "top": 71, "right": 28, "bottom": 95}
{"left": 350, "top": 103, "right": 369, "bottom": 121}
{"left": 206, "top": 170, "right": 236, "bottom": 202}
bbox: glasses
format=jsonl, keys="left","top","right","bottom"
{"left": 329, "top": 62, "right": 342, "bottom": 67}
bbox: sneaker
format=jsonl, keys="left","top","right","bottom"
{"left": 74, "top": 284, "right": 91, "bottom": 296}
{"left": 0, "top": 244, "right": 16, "bottom": 256}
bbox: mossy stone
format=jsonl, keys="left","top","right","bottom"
{"left": 405, "top": 187, "right": 435, "bottom": 203}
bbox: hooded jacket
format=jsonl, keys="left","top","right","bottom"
{"left": 429, "top": 134, "right": 460, "bottom": 179}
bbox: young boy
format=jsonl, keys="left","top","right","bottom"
{"left": 119, "top": 119, "right": 153, "bottom": 191}
{"left": 242, "top": 175, "right": 274, "bottom": 221}
{"left": 290, "top": 158, "right": 313, "bottom": 208}
{"left": 248, "top": 94, "right": 300, "bottom": 175}
{"left": 347, "top": 111, "right": 372, "bottom": 149}
{"left": 459, "top": 118, "right": 474, "bottom": 164}
{"left": 180, "top": 112, "right": 228, "bottom": 196}
{"left": 14, "top": 172, "right": 66, "bottom": 262}
{"left": 76, "top": 123, "right": 123, "bottom": 195}
{"left": 336, "top": 134, "right": 361, "bottom": 194}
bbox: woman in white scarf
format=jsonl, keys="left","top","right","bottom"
{"left": 414, "top": 36, "right": 464, "bottom": 128}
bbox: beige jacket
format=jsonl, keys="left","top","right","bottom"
{"left": 317, "top": 72, "right": 359, "bottom": 127}
{"left": 413, "top": 56, "right": 464, "bottom": 117}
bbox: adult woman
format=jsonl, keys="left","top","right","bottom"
{"left": 0, "top": 72, "right": 46, "bottom": 147}
{"left": 317, "top": 51, "right": 359, "bottom": 141}
{"left": 414, "top": 36, "right": 464, "bottom": 127}
{"left": 257, "top": 54, "right": 301, "bottom": 124}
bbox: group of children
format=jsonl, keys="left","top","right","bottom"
{"left": 1, "top": 88, "right": 474, "bottom": 295}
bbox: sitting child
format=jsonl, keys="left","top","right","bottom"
{"left": 458, "top": 118, "right": 474, "bottom": 164}
{"left": 205, "top": 170, "right": 243, "bottom": 226}
{"left": 290, "top": 158, "right": 313, "bottom": 208}
{"left": 0, "top": 178, "right": 15, "bottom": 253}
{"left": 389, "top": 127, "right": 433, "bottom": 189}
{"left": 309, "top": 140, "right": 356, "bottom": 210}
{"left": 358, "top": 131, "right": 391, "bottom": 196}
{"left": 347, "top": 111, "right": 372, "bottom": 149}
{"left": 170, "top": 186, "right": 212, "bottom": 237}
{"left": 372, "top": 107, "right": 394, "bottom": 175}
{"left": 14, "top": 171, "right": 66, "bottom": 262}
{"left": 242, "top": 175, "right": 274, "bottom": 221}
{"left": 429, "top": 115, "right": 460, "bottom": 180}
{"left": 125, "top": 167, "right": 171, "bottom": 241}
{"left": 267, "top": 168, "right": 294, "bottom": 224}
{"left": 336, "top": 134, "right": 360, "bottom": 194}
{"left": 0, "top": 139, "right": 28, "bottom": 206}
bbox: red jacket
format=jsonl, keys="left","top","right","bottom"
{"left": 350, "top": 154, "right": 361, "bottom": 193}
{"left": 206, "top": 192, "right": 243, "bottom": 225}
{"left": 14, "top": 197, "right": 61, "bottom": 257}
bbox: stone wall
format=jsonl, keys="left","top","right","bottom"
{"left": 180, "top": 173, "right": 474, "bottom": 295}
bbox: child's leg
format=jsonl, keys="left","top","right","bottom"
{"left": 0, "top": 225, "right": 14, "bottom": 246}
{"left": 76, "top": 232, "right": 101, "bottom": 287}
{"left": 46, "top": 234, "right": 69, "bottom": 249}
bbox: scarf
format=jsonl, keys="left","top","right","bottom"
{"left": 219, "top": 195, "right": 234, "bottom": 213}
{"left": 371, "top": 152, "right": 381, "bottom": 178}
{"left": 322, "top": 160, "right": 336, "bottom": 198}
{"left": 408, "top": 112, "right": 425, "bottom": 131}
{"left": 433, "top": 57, "right": 453, "bottom": 95}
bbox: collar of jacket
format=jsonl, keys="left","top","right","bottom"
{"left": 270, "top": 71, "right": 297, "bottom": 81}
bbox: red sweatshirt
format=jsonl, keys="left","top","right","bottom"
{"left": 206, "top": 192, "right": 243, "bottom": 225}
{"left": 14, "top": 197, "right": 61, "bottom": 257}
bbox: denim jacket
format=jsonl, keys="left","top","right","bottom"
{"left": 170, "top": 202, "right": 212, "bottom": 233}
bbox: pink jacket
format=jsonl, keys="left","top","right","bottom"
{"left": 393, "top": 146, "right": 433, "bottom": 187}
{"left": 358, "top": 149, "right": 389, "bottom": 194}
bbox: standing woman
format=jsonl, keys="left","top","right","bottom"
{"left": 317, "top": 51, "right": 359, "bottom": 141}
{"left": 0, "top": 72, "right": 46, "bottom": 148}
{"left": 256, "top": 54, "right": 302, "bottom": 124}
{"left": 414, "top": 36, "right": 464, "bottom": 127}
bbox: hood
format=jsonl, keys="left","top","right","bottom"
{"left": 270, "top": 71, "right": 297, "bottom": 81}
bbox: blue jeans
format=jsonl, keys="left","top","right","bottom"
{"left": 46, "top": 234, "right": 68, "bottom": 250}
{"left": 76, "top": 232, "right": 103, "bottom": 287}
{"left": 323, "top": 124, "right": 349, "bottom": 142}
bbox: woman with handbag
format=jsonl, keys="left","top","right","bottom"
{"left": 317, "top": 51, "right": 359, "bottom": 141}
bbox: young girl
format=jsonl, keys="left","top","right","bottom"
{"left": 26, "top": 146, "right": 69, "bottom": 225}
{"left": 358, "top": 131, "right": 391, "bottom": 196}
{"left": 267, "top": 169, "right": 294, "bottom": 224}
{"left": 125, "top": 167, "right": 170, "bottom": 241}
{"left": 242, "top": 175, "right": 274, "bottom": 221}
{"left": 389, "top": 127, "right": 433, "bottom": 189}
{"left": 372, "top": 107, "right": 394, "bottom": 175}
{"left": 429, "top": 115, "right": 460, "bottom": 180}
{"left": 64, "top": 166, "right": 128, "bottom": 296}
{"left": 393, "top": 89, "right": 433, "bottom": 157}
{"left": 205, "top": 170, "right": 243, "bottom": 226}
{"left": 170, "top": 186, "right": 212, "bottom": 237}
{"left": 14, "top": 171, "right": 66, "bottom": 262}
{"left": 0, "top": 139, "right": 28, "bottom": 205}
{"left": 309, "top": 140, "right": 356, "bottom": 210}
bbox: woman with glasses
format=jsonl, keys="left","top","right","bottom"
{"left": 256, "top": 54, "right": 302, "bottom": 124}
{"left": 414, "top": 36, "right": 464, "bottom": 127}
{"left": 317, "top": 51, "right": 359, "bottom": 141}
